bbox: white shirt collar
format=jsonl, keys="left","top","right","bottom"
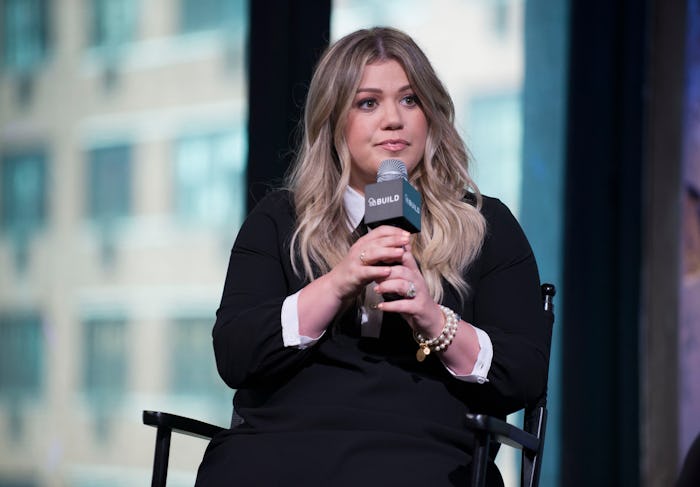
{"left": 344, "top": 186, "right": 365, "bottom": 231}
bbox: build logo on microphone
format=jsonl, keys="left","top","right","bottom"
{"left": 404, "top": 193, "right": 420, "bottom": 216}
{"left": 367, "top": 195, "right": 400, "bottom": 207}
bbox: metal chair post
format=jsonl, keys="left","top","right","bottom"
{"left": 151, "top": 425, "right": 172, "bottom": 487}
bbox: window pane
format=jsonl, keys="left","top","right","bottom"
{"left": 175, "top": 131, "right": 246, "bottom": 228}
{"left": 83, "top": 317, "right": 127, "bottom": 397}
{"left": 1, "top": 0, "right": 48, "bottom": 72}
{"left": 87, "top": 145, "right": 131, "bottom": 221}
{"left": 179, "top": 0, "right": 246, "bottom": 32}
{"left": 82, "top": 316, "right": 128, "bottom": 442}
{"left": 0, "top": 312, "right": 43, "bottom": 398}
{"left": 90, "top": 0, "right": 137, "bottom": 47}
{"left": 170, "top": 317, "right": 221, "bottom": 396}
{"left": 469, "top": 92, "right": 522, "bottom": 214}
{"left": 1, "top": 151, "right": 47, "bottom": 233}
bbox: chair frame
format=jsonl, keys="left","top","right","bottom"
{"left": 142, "top": 410, "right": 225, "bottom": 487}
{"left": 466, "top": 282, "right": 555, "bottom": 487}
{"left": 466, "top": 404, "right": 547, "bottom": 487}
{"left": 143, "top": 283, "right": 555, "bottom": 487}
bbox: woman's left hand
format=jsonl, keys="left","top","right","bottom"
{"left": 373, "top": 243, "right": 445, "bottom": 339}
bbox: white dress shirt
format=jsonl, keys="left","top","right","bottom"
{"left": 281, "top": 186, "right": 492, "bottom": 383}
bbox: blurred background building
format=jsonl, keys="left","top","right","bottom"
{"left": 0, "top": 0, "right": 247, "bottom": 485}
{"left": 0, "top": 0, "right": 696, "bottom": 486}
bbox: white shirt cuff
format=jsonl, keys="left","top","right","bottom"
{"left": 442, "top": 324, "right": 493, "bottom": 384}
{"left": 281, "top": 291, "right": 324, "bottom": 349}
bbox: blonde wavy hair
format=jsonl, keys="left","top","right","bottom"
{"left": 286, "top": 27, "right": 486, "bottom": 302}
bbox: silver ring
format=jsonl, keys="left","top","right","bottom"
{"left": 406, "top": 281, "right": 416, "bottom": 299}
{"left": 359, "top": 251, "right": 367, "bottom": 265}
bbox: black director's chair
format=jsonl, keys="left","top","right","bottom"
{"left": 143, "top": 283, "right": 555, "bottom": 487}
{"left": 466, "top": 283, "right": 555, "bottom": 487}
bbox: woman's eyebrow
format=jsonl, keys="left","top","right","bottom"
{"left": 355, "top": 84, "right": 412, "bottom": 94}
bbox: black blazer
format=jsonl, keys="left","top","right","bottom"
{"left": 197, "top": 189, "right": 547, "bottom": 486}
{"left": 213, "top": 189, "right": 547, "bottom": 417}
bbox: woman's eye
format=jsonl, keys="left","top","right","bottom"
{"left": 357, "top": 98, "right": 377, "bottom": 109}
{"left": 402, "top": 95, "right": 419, "bottom": 106}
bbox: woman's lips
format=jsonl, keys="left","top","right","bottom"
{"left": 377, "top": 140, "right": 409, "bottom": 151}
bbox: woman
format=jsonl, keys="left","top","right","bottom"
{"left": 195, "top": 27, "right": 548, "bottom": 486}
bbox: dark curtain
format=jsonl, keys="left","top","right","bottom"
{"left": 245, "top": 0, "right": 331, "bottom": 211}
{"left": 561, "top": 0, "right": 648, "bottom": 485}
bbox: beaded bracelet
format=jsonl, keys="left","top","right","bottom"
{"left": 413, "top": 305, "right": 460, "bottom": 362}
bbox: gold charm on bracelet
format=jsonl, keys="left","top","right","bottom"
{"left": 413, "top": 305, "right": 460, "bottom": 362}
{"left": 416, "top": 344, "right": 430, "bottom": 362}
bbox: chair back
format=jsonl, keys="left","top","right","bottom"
{"left": 467, "top": 283, "right": 555, "bottom": 487}
{"left": 521, "top": 282, "right": 556, "bottom": 487}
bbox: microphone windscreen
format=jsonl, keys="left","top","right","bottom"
{"left": 377, "top": 159, "right": 408, "bottom": 182}
{"left": 365, "top": 158, "right": 421, "bottom": 233}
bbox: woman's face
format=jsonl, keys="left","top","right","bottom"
{"left": 344, "top": 59, "right": 428, "bottom": 193}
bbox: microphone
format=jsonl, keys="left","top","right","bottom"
{"left": 364, "top": 159, "right": 422, "bottom": 233}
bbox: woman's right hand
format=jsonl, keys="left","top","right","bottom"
{"left": 327, "top": 225, "right": 411, "bottom": 301}
{"left": 297, "top": 225, "right": 410, "bottom": 338}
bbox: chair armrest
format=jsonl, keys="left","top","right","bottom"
{"left": 142, "top": 410, "right": 226, "bottom": 440}
{"left": 465, "top": 413, "right": 540, "bottom": 453}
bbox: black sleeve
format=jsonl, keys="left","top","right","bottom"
{"left": 212, "top": 191, "right": 312, "bottom": 389}
{"left": 470, "top": 197, "right": 550, "bottom": 415}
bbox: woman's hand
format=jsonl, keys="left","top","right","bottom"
{"left": 297, "top": 225, "right": 410, "bottom": 339}
{"left": 327, "top": 225, "right": 411, "bottom": 302}
{"left": 301, "top": 228, "right": 480, "bottom": 376}
{"left": 372, "top": 243, "right": 445, "bottom": 339}
{"left": 373, "top": 243, "right": 481, "bottom": 375}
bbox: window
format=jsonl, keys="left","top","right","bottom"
{"left": 489, "top": 0, "right": 512, "bottom": 38}
{"left": 89, "top": 0, "right": 137, "bottom": 48}
{"left": 170, "top": 316, "right": 222, "bottom": 396}
{"left": 1, "top": 0, "right": 49, "bottom": 73}
{"left": 179, "top": 0, "right": 245, "bottom": 32}
{"left": 83, "top": 315, "right": 127, "bottom": 439}
{"left": 468, "top": 92, "right": 522, "bottom": 214}
{"left": 0, "top": 312, "right": 43, "bottom": 440}
{"left": 1, "top": 150, "right": 47, "bottom": 234}
{"left": 0, "top": 312, "right": 43, "bottom": 400}
{"left": 0, "top": 477, "right": 38, "bottom": 487}
{"left": 87, "top": 144, "right": 131, "bottom": 222}
{"left": 1, "top": 150, "right": 47, "bottom": 271}
{"left": 174, "top": 130, "right": 245, "bottom": 229}
{"left": 83, "top": 316, "right": 127, "bottom": 398}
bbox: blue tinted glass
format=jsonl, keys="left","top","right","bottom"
{"left": 88, "top": 145, "right": 131, "bottom": 221}
{"left": 469, "top": 92, "right": 523, "bottom": 214}
{"left": 170, "top": 316, "right": 223, "bottom": 396}
{"left": 179, "top": 0, "right": 246, "bottom": 32}
{"left": 83, "top": 317, "right": 127, "bottom": 396}
{"left": 90, "top": 0, "right": 137, "bottom": 47}
{"left": 0, "top": 312, "right": 43, "bottom": 398}
{"left": 0, "top": 151, "right": 46, "bottom": 232}
{"left": 2, "top": 0, "right": 48, "bottom": 71}
{"left": 175, "top": 131, "right": 246, "bottom": 228}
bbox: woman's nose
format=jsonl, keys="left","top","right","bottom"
{"left": 381, "top": 103, "right": 404, "bottom": 130}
